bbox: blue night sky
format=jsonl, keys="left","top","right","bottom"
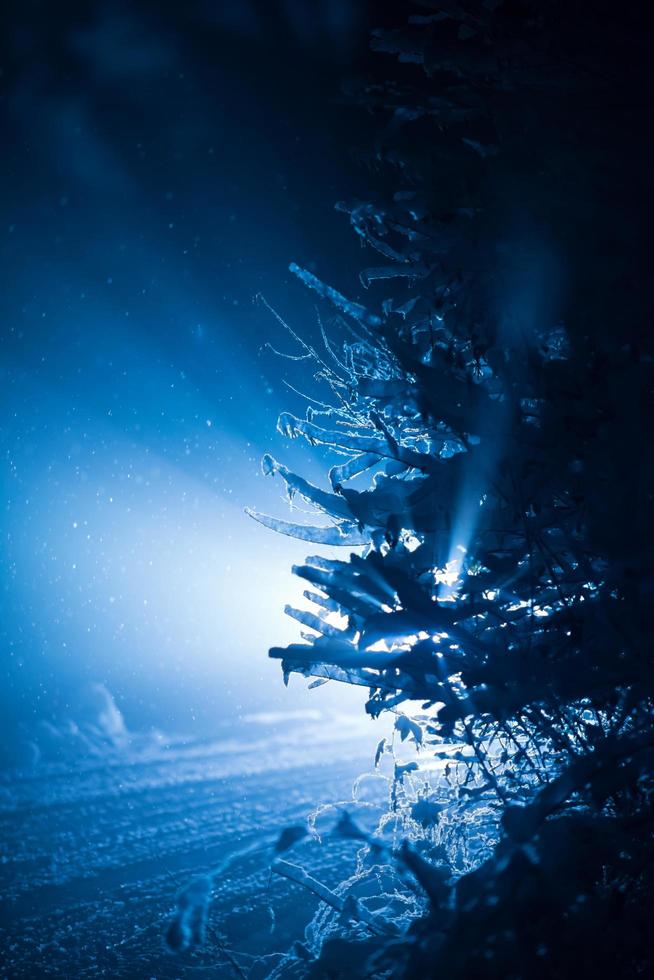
{"left": 0, "top": 1, "right": 385, "bottom": 741}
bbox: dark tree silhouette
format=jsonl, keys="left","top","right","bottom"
{"left": 253, "top": 2, "right": 654, "bottom": 977}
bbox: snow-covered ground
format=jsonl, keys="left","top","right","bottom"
{"left": 0, "top": 708, "right": 391, "bottom": 978}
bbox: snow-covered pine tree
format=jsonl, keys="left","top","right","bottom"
{"left": 253, "top": 3, "right": 654, "bottom": 976}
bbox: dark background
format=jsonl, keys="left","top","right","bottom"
{"left": 0, "top": 0, "right": 397, "bottom": 746}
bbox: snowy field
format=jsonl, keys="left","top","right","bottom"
{"left": 0, "top": 710, "right": 391, "bottom": 978}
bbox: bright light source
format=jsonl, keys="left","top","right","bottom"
{"left": 322, "top": 609, "right": 349, "bottom": 631}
